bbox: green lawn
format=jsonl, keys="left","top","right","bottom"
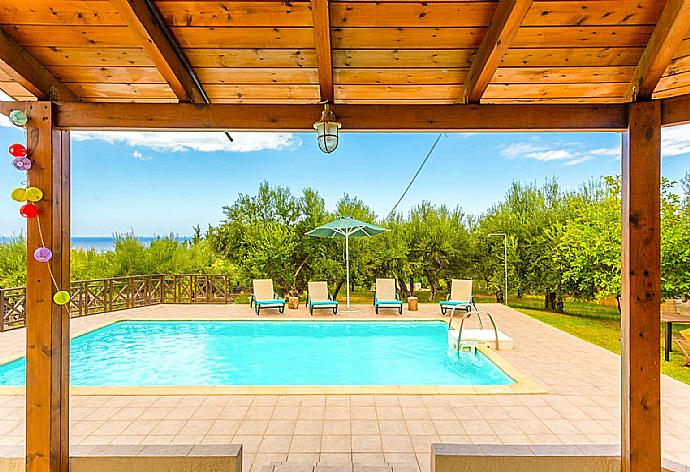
{"left": 507, "top": 295, "right": 690, "bottom": 385}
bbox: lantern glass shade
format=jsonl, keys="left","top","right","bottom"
{"left": 313, "top": 104, "right": 342, "bottom": 154}
{"left": 315, "top": 121, "right": 340, "bottom": 154}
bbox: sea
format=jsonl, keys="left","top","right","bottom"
{"left": 1, "top": 236, "right": 190, "bottom": 252}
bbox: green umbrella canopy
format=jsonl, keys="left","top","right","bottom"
{"left": 305, "top": 216, "right": 388, "bottom": 238}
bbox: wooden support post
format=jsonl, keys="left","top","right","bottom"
{"left": 621, "top": 100, "right": 661, "bottom": 472}
{"left": 25, "top": 102, "right": 70, "bottom": 472}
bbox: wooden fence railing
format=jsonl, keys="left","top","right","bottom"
{"left": 0, "top": 274, "right": 247, "bottom": 331}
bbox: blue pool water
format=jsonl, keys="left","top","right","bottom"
{"left": 0, "top": 321, "right": 514, "bottom": 386}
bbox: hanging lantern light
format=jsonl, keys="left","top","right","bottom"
{"left": 12, "top": 157, "right": 32, "bottom": 170}
{"left": 9, "top": 143, "right": 27, "bottom": 157}
{"left": 313, "top": 103, "right": 341, "bottom": 154}
{"left": 8, "top": 110, "right": 28, "bottom": 127}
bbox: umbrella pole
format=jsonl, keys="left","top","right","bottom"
{"left": 345, "top": 232, "right": 350, "bottom": 309}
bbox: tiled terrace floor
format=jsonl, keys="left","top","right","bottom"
{"left": 0, "top": 302, "right": 689, "bottom": 472}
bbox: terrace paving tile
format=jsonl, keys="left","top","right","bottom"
{"left": 351, "top": 435, "right": 382, "bottom": 453}
{"left": 380, "top": 436, "right": 414, "bottom": 453}
{"left": 287, "top": 452, "right": 320, "bottom": 463}
{"left": 317, "top": 453, "right": 352, "bottom": 463}
{"left": 237, "top": 419, "right": 270, "bottom": 435}
{"left": 352, "top": 453, "right": 386, "bottom": 463}
{"left": 377, "top": 421, "right": 407, "bottom": 435}
{"left": 266, "top": 420, "right": 297, "bottom": 435}
{"left": 351, "top": 420, "right": 379, "bottom": 435}
{"left": 321, "top": 435, "right": 352, "bottom": 452}
{"left": 258, "top": 435, "right": 292, "bottom": 454}
{"left": 404, "top": 421, "right": 436, "bottom": 436}
{"left": 323, "top": 420, "right": 350, "bottom": 435}
{"left": 289, "top": 435, "right": 322, "bottom": 453}
{"left": 2, "top": 302, "right": 690, "bottom": 472}
{"left": 294, "top": 420, "right": 324, "bottom": 435}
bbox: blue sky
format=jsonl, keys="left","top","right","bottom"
{"left": 0, "top": 111, "right": 689, "bottom": 237}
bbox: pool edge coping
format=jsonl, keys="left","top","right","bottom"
{"left": 0, "top": 316, "right": 546, "bottom": 396}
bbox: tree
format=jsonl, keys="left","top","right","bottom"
{"left": 661, "top": 175, "right": 690, "bottom": 300}
{"left": 405, "top": 202, "right": 469, "bottom": 300}
{"left": 556, "top": 177, "right": 622, "bottom": 309}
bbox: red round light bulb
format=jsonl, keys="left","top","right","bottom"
{"left": 9, "top": 143, "right": 27, "bottom": 158}
{"left": 19, "top": 203, "right": 38, "bottom": 219}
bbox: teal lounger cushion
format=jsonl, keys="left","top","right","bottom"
{"left": 376, "top": 299, "right": 403, "bottom": 305}
{"left": 311, "top": 300, "right": 338, "bottom": 306}
{"left": 439, "top": 300, "right": 470, "bottom": 306}
{"left": 256, "top": 299, "right": 285, "bottom": 305}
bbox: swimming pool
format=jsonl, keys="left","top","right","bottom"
{"left": 0, "top": 321, "right": 514, "bottom": 386}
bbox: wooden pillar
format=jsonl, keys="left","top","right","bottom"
{"left": 621, "top": 100, "right": 661, "bottom": 472}
{"left": 25, "top": 102, "right": 70, "bottom": 472}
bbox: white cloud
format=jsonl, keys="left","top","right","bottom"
{"left": 662, "top": 125, "right": 690, "bottom": 157}
{"left": 0, "top": 90, "right": 13, "bottom": 127}
{"left": 500, "top": 139, "right": 616, "bottom": 167}
{"left": 525, "top": 149, "right": 574, "bottom": 162}
{"left": 500, "top": 142, "right": 548, "bottom": 159}
{"left": 132, "top": 150, "right": 152, "bottom": 161}
{"left": 589, "top": 146, "right": 620, "bottom": 156}
{"left": 71, "top": 130, "right": 300, "bottom": 153}
{"left": 563, "top": 156, "right": 592, "bottom": 166}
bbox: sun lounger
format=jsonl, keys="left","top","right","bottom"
{"left": 439, "top": 279, "right": 475, "bottom": 315}
{"left": 374, "top": 278, "right": 403, "bottom": 314}
{"left": 677, "top": 328, "right": 690, "bottom": 367}
{"left": 307, "top": 281, "right": 338, "bottom": 315}
{"left": 250, "top": 279, "right": 285, "bottom": 315}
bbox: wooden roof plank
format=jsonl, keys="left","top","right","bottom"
{"left": 522, "top": 1, "right": 664, "bottom": 27}
{"left": 0, "top": 27, "right": 77, "bottom": 100}
{"left": 312, "top": 0, "right": 334, "bottom": 101}
{"left": 112, "top": 0, "right": 204, "bottom": 102}
{"left": 0, "top": 0, "right": 125, "bottom": 26}
{"left": 464, "top": 0, "right": 532, "bottom": 103}
{"left": 332, "top": 49, "right": 475, "bottom": 68}
{"left": 329, "top": 2, "right": 495, "bottom": 27}
{"left": 626, "top": 0, "right": 690, "bottom": 101}
{"left": 155, "top": 1, "right": 312, "bottom": 27}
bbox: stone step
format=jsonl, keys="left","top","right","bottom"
{"left": 261, "top": 462, "right": 418, "bottom": 472}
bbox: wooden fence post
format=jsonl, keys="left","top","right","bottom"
{"left": 24, "top": 102, "right": 70, "bottom": 472}
{"left": 621, "top": 100, "right": 661, "bottom": 472}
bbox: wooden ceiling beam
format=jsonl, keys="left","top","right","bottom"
{"left": 111, "top": 0, "right": 205, "bottom": 103}
{"left": 0, "top": 101, "right": 628, "bottom": 131}
{"left": 626, "top": 0, "right": 690, "bottom": 101}
{"left": 0, "top": 28, "right": 77, "bottom": 101}
{"left": 463, "top": 0, "right": 532, "bottom": 103}
{"left": 661, "top": 92, "right": 690, "bottom": 126}
{"left": 311, "top": 0, "right": 334, "bottom": 102}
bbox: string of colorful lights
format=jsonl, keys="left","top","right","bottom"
{"left": 7, "top": 109, "right": 70, "bottom": 306}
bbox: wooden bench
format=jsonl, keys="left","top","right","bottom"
{"left": 0, "top": 444, "right": 242, "bottom": 472}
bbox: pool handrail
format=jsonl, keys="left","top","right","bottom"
{"left": 448, "top": 306, "right": 500, "bottom": 352}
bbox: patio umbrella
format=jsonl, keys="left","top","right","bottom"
{"left": 306, "top": 216, "right": 388, "bottom": 310}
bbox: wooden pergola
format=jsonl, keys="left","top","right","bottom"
{"left": 1, "top": 1, "right": 690, "bottom": 471}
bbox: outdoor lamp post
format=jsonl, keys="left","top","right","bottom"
{"left": 313, "top": 103, "right": 341, "bottom": 153}
{"left": 488, "top": 233, "right": 508, "bottom": 304}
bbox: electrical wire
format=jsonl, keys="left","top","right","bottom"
{"left": 386, "top": 133, "right": 444, "bottom": 220}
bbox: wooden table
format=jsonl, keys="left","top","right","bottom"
{"left": 661, "top": 313, "right": 690, "bottom": 361}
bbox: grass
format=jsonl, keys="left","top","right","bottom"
{"left": 507, "top": 295, "right": 690, "bottom": 386}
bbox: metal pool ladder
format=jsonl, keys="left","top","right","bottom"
{"left": 448, "top": 306, "right": 500, "bottom": 352}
